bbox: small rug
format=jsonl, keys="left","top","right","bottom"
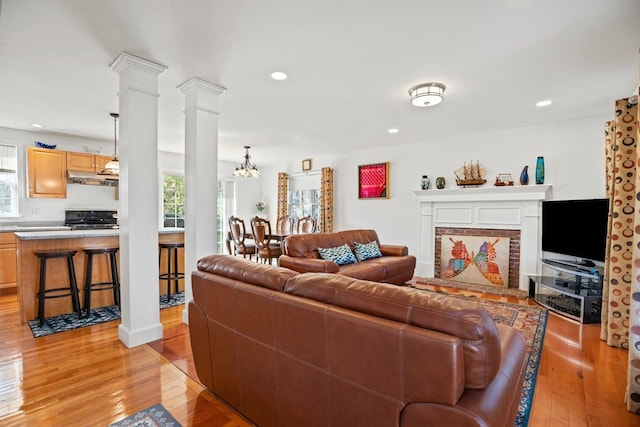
{"left": 108, "top": 403, "right": 181, "bottom": 427}
{"left": 28, "top": 291, "right": 185, "bottom": 338}
{"left": 410, "top": 285, "right": 547, "bottom": 427}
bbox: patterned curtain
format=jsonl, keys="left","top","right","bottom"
{"left": 277, "top": 172, "right": 288, "bottom": 220}
{"left": 602, "top": 96, "right": 640, "bottom": 412}
{"left": 320, "top": 167, "right": 333, "bottom": 232}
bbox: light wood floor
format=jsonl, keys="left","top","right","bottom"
{"left": 0, "top": 286, "right": 638, "bottom": 426}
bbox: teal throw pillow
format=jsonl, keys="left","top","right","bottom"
{"left": 353, "top": 240, "right": 382, "bottom": 262}
{"left": 318, "top": 244, "right": 357, "bottom": 265}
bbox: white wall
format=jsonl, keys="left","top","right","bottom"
{"left": 261, "top": 114, "right": 609, "bottom": 258}
{"left": 3, "top": 113, "right": 610, "bottom": 260}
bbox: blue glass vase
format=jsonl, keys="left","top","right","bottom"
{"left": 519, "top": 165, "right": 529, "bottom": 185}
{"left": 535, "top": 156, "right": 545, "bottom": 184}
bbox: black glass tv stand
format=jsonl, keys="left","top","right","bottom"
{"left": 528, "top": 258, "right": 603, "bottom": 323}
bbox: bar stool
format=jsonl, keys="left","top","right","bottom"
{"left": 82, "top": 247, "right": 120, "bottom": 317}
{"left": 159, "top": 242, "right": 184, "bottom": 301}
{"left": 35, "top": 249, "right": 81, "bottom": 327}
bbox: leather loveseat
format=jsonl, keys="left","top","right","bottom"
{"left": 279, "top": 229, "right": 416, "bottom": 285}
{"left": 189, "top": 255, "right": 528, "bottom": 427}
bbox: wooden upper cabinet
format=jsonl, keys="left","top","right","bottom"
{"left": 66, "top": 152, "right": 95, "bottom": 172}
{"left": 95, "top": 155, "right": 113, "bottom": 171}
{"left": 27, "top": 147, "right": 67, "bottom": 198}
{"left": 67, "top": 152, "right": 112, "bottom": 173}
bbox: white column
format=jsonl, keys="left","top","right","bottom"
{"left": 177, "top": 77, "right": 226, "bottom": 324}
{"left": 111, "top": 52, "right": 167, "bottom": 347}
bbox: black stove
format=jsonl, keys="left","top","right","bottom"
{"left": 65, "top": 210, "right": 118, "bottom": 230}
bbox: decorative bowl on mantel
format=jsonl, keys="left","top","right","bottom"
{"left": 35, "top": 141, "right": 56, "bottom": 149}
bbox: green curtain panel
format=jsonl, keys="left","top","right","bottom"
{"left": 603, "top": 95, "right": 640, "bottom": 412}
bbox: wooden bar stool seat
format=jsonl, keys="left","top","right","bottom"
{"left": 159, "top": 242, "right": 184, "bottom": 301}
{"left": 82, "top": 247, "right": 120, "bottom": 317}
{"left": 35, "top": 249, "right": 81, "bottom": 327}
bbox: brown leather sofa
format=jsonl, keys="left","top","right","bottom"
{"left": 189, "top": 255, "right": 528, "bottom": 427}
{"left": 279, "top": 229, "right": 416, "bottom": 285}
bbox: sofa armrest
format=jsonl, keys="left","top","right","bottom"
{"left": 379, "top": 244, "right": 408, "bottom": 257}
{"left": 279, "top": 255, "right": 340, "bottom": 273}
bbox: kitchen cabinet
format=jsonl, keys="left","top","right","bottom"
{"left": 0, "top": 232, "right": 17, "bottom": 292}
{"left": 27, "top": 146, "right": 67, "bottom": 198}
{"left": 67, "top": 151, "right": 112, "bottom": 173}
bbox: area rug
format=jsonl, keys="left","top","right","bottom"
{"left": 410, "top": 285, "right": 547, "bottom": 427}
{"left": 28, "top": 291, "right": 185, "bottom": 338}
{"left": 108, "top": 403, "right": 182, "bottom": 427}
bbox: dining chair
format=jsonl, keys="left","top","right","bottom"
{"left": 250, "top": 216, "right": 282, "bottom": 265}
{"left": 276, "top": 215, "right": 294, "bottom": 235}
{"left": 297, "top": 215, "right": 317, "bottom": 233}
{"left": 228, "top": 216, "right": 256, "bottom": 260}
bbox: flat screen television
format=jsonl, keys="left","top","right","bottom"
{"left": 541, "top": 198, "right": 609, "bottom": 263}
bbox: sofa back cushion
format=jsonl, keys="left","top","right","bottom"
{"left": 197, "top": 254, "right": 298, "bottom": 291}
{"left": 284, "top": 272, "right": 502, "bottom": 389}
{"left": 283, "top": 229, "right": 381, "bottom": 259}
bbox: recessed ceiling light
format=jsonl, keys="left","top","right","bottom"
{"left": 388, "top": 128, "right": 399, "bottom": 134}
{"left": 30, "top": 123, "right": 44, "bottom": 128}
{"left": 536, "top": 100, "right": 552, "bottom": 107}
{"left": 270, "top": 71, "right": 288, "bottom": 81}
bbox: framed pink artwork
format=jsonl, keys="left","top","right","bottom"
{"left": 358, "top": 162, "right": 389, "bottom": 199}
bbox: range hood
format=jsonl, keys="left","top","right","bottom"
{"left": 67, "top": 170, "right": 118, "bottom": 186}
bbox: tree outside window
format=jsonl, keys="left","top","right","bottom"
{"left": 163, "top": 175, "right": 184, "bottom": 227}
{"left": 0, "top": 144, "right": 18, "bottom": 217}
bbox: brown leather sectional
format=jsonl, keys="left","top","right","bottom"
{"left": 279, "top": 229, "right": 416, "bottom": 285}
{"left": 189, "top": 254, "right": 528, "bottom": 427}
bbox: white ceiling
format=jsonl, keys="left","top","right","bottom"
{"left": 0, "top": 0, "right": 638, "bottom": 165}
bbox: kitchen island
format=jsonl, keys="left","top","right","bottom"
{"left": 15, "top": 228, "right": 184, "bottom": 324}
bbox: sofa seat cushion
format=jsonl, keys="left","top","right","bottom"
{"left": 336, "top": 260, "right": 385, "bottom": 281}
{"left": 367, "top": 256, "right": 417, "bottom": 283}
{"left": 284, "top": 272, "right": 503, "bottom": 389}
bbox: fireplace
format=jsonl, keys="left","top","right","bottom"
{"left": 414, "top": 185, "right": 551, "bottom": 291}
{"left": 435, "top": 227, "right": 520, "bottom": 289}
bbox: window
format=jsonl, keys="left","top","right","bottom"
{"left": 217, "top": 179, "right": 235, "bottom": 254}
{"left": 162, "top": 174, "right": 184, "bottom": 227}
{"left": 287, "top": 173, "right": 320, "bottom": 224}
{"left": 0, "top": 144, "right": 18, "bottom": 217}
{"left": 162, "top": 173, "right": 236, "bottom": 254}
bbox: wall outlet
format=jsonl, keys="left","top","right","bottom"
{"left": 30, "top": 208, "right": 40, "bottom": 215}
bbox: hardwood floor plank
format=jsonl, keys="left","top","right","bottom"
{"left": 2, "top": 284, "right": 640, "bottom": 426}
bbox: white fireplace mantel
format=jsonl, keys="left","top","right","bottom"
{"left": 414, "top": 184, "right": 551, "bottom": 291}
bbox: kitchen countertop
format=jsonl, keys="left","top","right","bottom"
{"left": 14, "top": 227, "right": 184, "bottom": 240}
{"left": 1, "top": 226, "right": 71, "bottom": 232}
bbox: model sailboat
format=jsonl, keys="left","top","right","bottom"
{"left": 454, "top": 161, "right": 487, "bottom": 187}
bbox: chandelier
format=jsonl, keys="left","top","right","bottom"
{"left": 98, "top": 113, "right": 119, "bottom": 177}
{"left": 408, "top": 82, "right": 446, "bottom": 107}
{"left": 233, "top": 146, "right": 260, "bottom": 178}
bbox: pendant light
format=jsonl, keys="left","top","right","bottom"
{"left": 233, "top": 146, "right": 260, "bottom": 177}
{"left": 98, "top": 113, "right": 119, "bottom": 177}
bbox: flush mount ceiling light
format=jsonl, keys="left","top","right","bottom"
{"left": 98, "top": 113, "right": 119, "bottom": 178}
{"left": 270, "top": 71, "right": 288, "bottom": 81}
{"left": 408, "top": 82, "right": 446, "bottom": 107}
{"left": 233, "top": 146, "right": 260, "bottom": 178}
{"left": 536, "top": 100, "right": 553, "bottom": 107}
{"left": 30, "top": 123, "right": 44, "bottom": 128}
